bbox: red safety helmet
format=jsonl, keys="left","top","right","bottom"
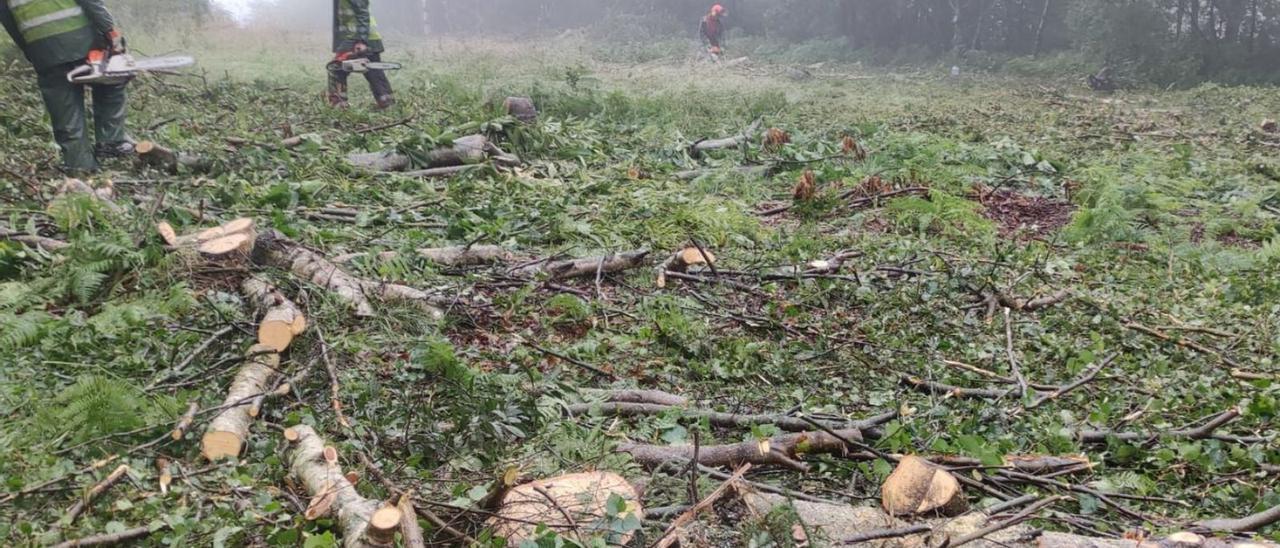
{"left": 711, "top": 4, "right": 725, "bottom": 16}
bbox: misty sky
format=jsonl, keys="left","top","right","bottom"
{"left": 213, "top": 0, "right": 253, "bottom": 22}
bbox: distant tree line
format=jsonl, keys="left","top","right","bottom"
{"left": 82, "top": 0, "right": 1280, "bottom": 84}
{"left": 407, "top": 0, "right": 1280, "bottom": 84}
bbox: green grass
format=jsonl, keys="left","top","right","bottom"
{"left": 0, "top": 28, "right": 1278, "bottom": 546}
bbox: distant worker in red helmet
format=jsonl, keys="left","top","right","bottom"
{"left": 699, "top": 4, "right": 727, "bottom": 59}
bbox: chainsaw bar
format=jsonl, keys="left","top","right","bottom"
{"left": 68, "top": 54, "right": 195, "bottom": 84}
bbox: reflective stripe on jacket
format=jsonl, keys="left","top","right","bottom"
{"left": 333, "top": 0, "right": 383, "bottom": 53}
{"left": 10, "top": 0, "right": 88, "bottom": 44}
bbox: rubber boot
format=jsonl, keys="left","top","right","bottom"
{"left": 327, "top": 63, "right": 351, "bottom": 108}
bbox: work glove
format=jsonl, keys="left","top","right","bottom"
{"left": 352, "top": 41, "right": 368, "bottom": 55}
{"left": 106, "top": 29, "right": 126, "bottom": 54}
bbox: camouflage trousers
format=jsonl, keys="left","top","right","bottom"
{"left": 326, "top": 52, "right": 394, "bottom": 109}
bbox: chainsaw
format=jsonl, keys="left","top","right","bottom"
{"left": 330, "top": 52, "right": 401, "bottom": 74}
{"left": 67, "top": 50, "right": 195, "bottom": 85}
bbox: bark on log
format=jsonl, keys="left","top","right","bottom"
{"left": 1195, "top": 503, "right": 1280, "bottom": 533}
{"left": 241, "top": 277, "right": 307, "bottom": 352}
{"left": 567, "top": 402, "right": 869, "bottom": 433}
{"left": 255, "top": 230, "right": 446, "bottom": 319}
{"left": 0, "top": 227, "right": 69, "bottom": 251}
{"left": 347, "top": 150, "right": 412, "bottom": 172}
{"left": 504, "top": 96, "right": 538, "bottom": 123}
{"left": 397, "top": 491, "right": 426, "bottom": 548}
{"left": 509, "top": 250, "right": 651, "bottom": 280}
{"left": 618, "top": 428, "right": 865, "bottom": 472}
{"left": 581, "top": 388, "right": 689, "bottom": 406}
{"left": 201, "top": 345, "right": 281, "bottom": 461}
{"left": 136, "top": 141, "right": 209, "bottom": 174}
{"left": 689, "top": 119, "right": 763, "bottom": 156}
{"left": 287, "top": 425, "right": 403, "bottom": 548}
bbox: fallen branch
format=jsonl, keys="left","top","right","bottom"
{"left": 619, "top": 427, "right": 866, "bottom": 472}
{"left": 417, "top": 244, "right": 514, "bottom": 267}
{"left": 836, "top": 524, "right": 932, "bottom": 545}
{"left": 1076, "top": 407, "right": 1267, "bottom": 444}
{"left": 581, "top": 388, "right": 688, "bottom": 407}
{"left": 396, "top": 491, "right": 426, "bottom": 548}
{"left": 0, "top": 227, "right": 69, "bottom": 251}
{"left": 568, "top": 402, "right": 872, "bottom": 433}
{"left": 998, "top": 288, "right": 1072, "bottom": 312}
{"left": 254, "top": 230, "right": 445, "bottom": 319}
{"left": 286, "top": 425, "right": 402, "bottom": 548}
{"left": 509, "top": 249, "right": 651, "bottom": 281}
{"left": 902, "top": 376, "right": 1015, "bottom": 399}
{"left": 170, "top": 401, "right": 199, "bottom": 440}
{"left": 201, "top": 345, "right": 281, "bottom": 460}
{"left": 689, "top": 118, "right": 762, "bottom": 156}
{"left": 945, "top": 495, "right": 1065, "bottom": 547}
{"left": 1195, "top": 503, "right": 1280, "bottom": 533}
{"left": 51, "top": 525, "right": 158, "bottom": 548}
{"left": 1125, "top": 321, "right": 1239, "bottom": 368}
{"left": 64, "top": 464, "right": 131, "bottom": 525}
{"left": 1023, "top": 353, "right": 1118, "bottom": 410}
{"left": 653, "top": 464, "right": 751, "bottom": 548}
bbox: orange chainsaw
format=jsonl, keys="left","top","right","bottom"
{"left": 67, "top": 49, "right": 194, "bottom": 85}
{"left": 329, "top": 51, "right": 401, "bottom": 73}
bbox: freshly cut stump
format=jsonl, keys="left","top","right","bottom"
{"left": 198, "top": 233, "right": 254, "bottom": 261}
{"left": 202, "top": 345, "right": 282, "bottom": 460}
{"left": 487, "top": 471, "right": 643, "bottom": 546}
{"left": 881, "top": 455, "right": 967, "bottom": 516}
{"left": 287, "top": 425, "right": 403, "bottom": 547}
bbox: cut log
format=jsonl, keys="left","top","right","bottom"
{"left": 881, "top": 455, "right": 968, "bottom": 517}
{"left": 1195, "top": 503, "right": 1280, "bottom": 533}
{"left": 657, "top": 247, "right": 716, "bottom": 288}
{"left": 509, "top": 249, "right": 651, "bottom": 281}
{"left": 689, "top": 118, "right": 763, "bottom": 156}
{"left": 422, "top": 134, "right": 489, "bottom": 168}
{"left": 347, "top": 150, "right": 412, "bottom": 172}
{"left": 397, "top": 491, "right": 426, "bottom": 548}
{"left": 618, "top": 428, "right": 865, "bottom": 472}
{"left": 241, "top": 277, "right": 308, "bottom": 352}
{"left": 504, "top": 96, "right": 538, "bottom": 123}
{"left": 156, "top": 222, "right": 180, "bottom": 247}
{"left": 254, "top": 230, "right": 444, "bottom": 319}
{"left": 486, "top": 472, "right": 643, "bottom": 546}
{"left": 136, "top": 140, "right": 210, "bottom": 174}
{"left": 287, "top": 425, "right": 403, "bottom": 548}
{"left": 581, "top": 388, "right": 689, "bottom": 406}
{"left": 201, "top": 345, "right": 282, "bottom": 461}
{"left": 0, "top": 227, "right": 69, "bottom": 251}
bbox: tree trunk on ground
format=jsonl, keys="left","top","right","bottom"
{"left": 202, "top": 345, "right": 281, "bottom": 460}
{"left": 509, "top": 250, "right": 651, "bottom": 280}
{"left": 241, "top": 277, "right": 307, "bottom": 352}
{"left": 286, "top": 425, "right": 403, "bottom": 548}
{"left": 618, "top": 427, "right": 866, "bottom": 472}
{"left": 0, "top": 227, "right": 68, "bottom": 251}
{"left": 254, "top": 230, "right": 445, "bottom": 319}
{"left": 689, "top": 119, "right": 763, "bottom": 156}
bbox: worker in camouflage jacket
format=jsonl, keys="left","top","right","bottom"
{"left": 0, "top": 0, "right": 132, "bottom": 172}
{"left": 329, "top": 0, "right": 394, "bottom": 109}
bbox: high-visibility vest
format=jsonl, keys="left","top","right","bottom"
{"left": 336, "top": 0, "right": 381, "bottom": 42}
{"left": 8, "top": 0, "right": 90, "bottom": 44}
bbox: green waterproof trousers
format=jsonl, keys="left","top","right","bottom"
{"left": 36, "top": 61, "right": 128, "bottom": 172}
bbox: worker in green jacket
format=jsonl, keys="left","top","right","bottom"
{"left": 328, "top": 0, "right": 394, "bottom": 109}
{"left": 0, "top": 0, "right": 131, "bottom": 172}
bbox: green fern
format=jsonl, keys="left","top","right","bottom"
{"left": 36, "top": 375, "right": 147, "bottom": 444}
{"left": 0, "top": 310, "right": 52, "bottom": 349}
